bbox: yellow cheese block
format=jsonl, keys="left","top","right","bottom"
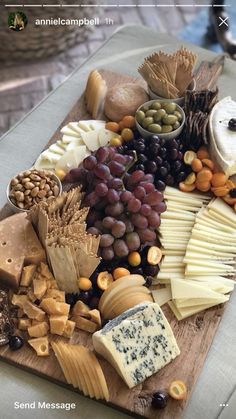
{"left": 44, "top": 289, "right": 65, "bottom": 302}
{"left": 20, "top": 265, "right": 37, "bottom": 287}
{"left": 28, "top": 321, "right": 49, "bottom": 337}
{"left": 33, "top": 279, "right": 47, "bottom": 300}
{"left": 49, "top": 315, "right": 68, "bottom": 335}
{"left": 18, "top": 318, "right": 32, "bottom": 330}
{"left": 40, "top": 298, "right": 70, "bottom": 316}
{"left": 23, "top": 301, "right": 46, "bottom": 321}
{"left": 62, "top": 320, "right": 76, "bottom": 338}
{"left": 28, "top": 336, "right": 49, "bottom": 356}
{"left": 0, "top": 213, "right": 46, "bottom": 288}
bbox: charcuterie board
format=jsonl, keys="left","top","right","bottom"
{"left": 0, "top": 67, "right": 233, "bottom": 419}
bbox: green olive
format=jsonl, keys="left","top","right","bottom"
{"left": 141, "top": 104, "right": 150, "bottom": 112}
{"left": 161, "top": 125, "right": 173, "bottom": 133}
{"left": 154, "top": 109, "right": 166, "bottom": 122}
{"left": 174, "top": 111, "right": 182, "bottom": 121}
{"left": 162, "top": 102, "right": 177, "bottom": 114}
{"left": 136, "top": 110, "right": 145, "bottom": 124}
{"left": 162, "top": 115, "right": 178, "bottom": 125}
{"left": 151, "top": 101, "right": 162, "bottom": 110}
{"left": 146, "top": 109, "right": 158, "bottom": 117}
{"left": 173, "top": 121, "right": 180, "bottom": 130}
{"left": 147, "top": 124, "right": 162, "bottom": 133}
{"left": 142, "top": 117, "right": 154, "bottom": 128}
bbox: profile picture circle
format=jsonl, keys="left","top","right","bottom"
{"left": 8, "top": 11, "right": 28, "bottom": 32}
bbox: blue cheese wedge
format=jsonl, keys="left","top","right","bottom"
{"left": 92, "top": 302, "right": 180, "bottom": 388}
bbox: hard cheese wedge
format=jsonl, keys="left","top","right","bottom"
{"left": 0, "top": 213, "right": 46, "bottom": 288}
{"left": 93, "top": 302, "right": 180, "bottom": 389}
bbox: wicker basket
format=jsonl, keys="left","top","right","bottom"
{"left": 0, "top": 0, "right": 101, "bottom": 63}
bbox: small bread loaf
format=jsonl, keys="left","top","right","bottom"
{"left": 104, "top": 83, "right": 149, "bottom": 122}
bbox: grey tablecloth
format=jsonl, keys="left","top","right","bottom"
{"left": 0, "top": 25, "right": 236, "bottom": 419}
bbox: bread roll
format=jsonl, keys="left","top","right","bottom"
{"left": 104, "top": 83, "right": 149, "bottom": 122}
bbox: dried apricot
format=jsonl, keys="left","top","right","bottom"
{"left": 201, "top": 159, "right": 215, "bottom": 171}
{"left": 226, "top": 179, "right": 236, "bottom": 189}
{"left": 223, "top": 195, "right": 236, "bottom": 205}
{"left": 184, "top": 172, "right": 196, "bottom": 185}
{"left": 121, "top": 128, "right": 134, "bottom": 142}
{"left": 113, "top": 267, "right": 130, "bottom": 280}
{"left": 119, "top": 121, "right": 125, "bottom": 131}
{"left": 191, "top": 158, "right": 203, "bottom": 172}
{"left": 211, "top": 186, "right": 229, "bottom": 197}
{"left": 179, "top": 182, "right": 196, "bottom": 192}
{"left": 97, "top": 271, "right": 113, "bottom": 291}
{"left": 211, "top": 172, "right": 227, "bottom": 187}
{"left": 234, "top": 203, "right": 236, "bottom": 212}
{"left": 196, "top": 180, "right": 211, "bottom": 192}
{"left": 122, "top": 115, "right": 136, "bottom": 129}
{"left": 184, "top": 151, "right": 197, "bottom": 165}
{"left": 169, "top": 380, "right": 187, "bottom": 401}
{"left": 78, "top": 277, "right": 92, "bottom": 291}
{"left": 128, "top": 251, "right": 141, "bottom": 267}
{"left": 197, "top": 146, "right": 210, "bottom": 160}
{"left": 105, "top": 121, "right": 120, "bottom": 133}
{"left": 109, "top": 136, "right": 122, "bottom": 147}
{"left": 196, "top": 168, "right": 213, "bottom": 183}
{"left": 147, "top": 246, "right": 162, "bottom": 265}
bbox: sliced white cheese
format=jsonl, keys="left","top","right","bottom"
{"left": 34, "top": 156, "right": 55, "bottom": 170}
{"left": 66, "top": 138, "right": 85, "bottom": 150}
{"left": 78, "top": 121, "right": 92, "bottom": 132}
{"left": 49, "top": 143, "right": 65, "bottom": 155}
{"left": 41, "top": 150, "right": 61, "bottom": 163}
{"left": 151, "top": 287, "right": 172, "bottom": 306}
{"left": 55, "top": 146, "right": 87, "bottom": 173}
{"left": 62, "top": 135, "right": 81, "bottom": 144}
{"left": 168, "top": 296, "right": 229, "bottom": 320}
{"left": 98, "top": 128, "right": 119, "bottom": 147}
{"left": 61, "top": 125, "right": 80, "bottom": 137}
{"left": 170, "top": 278, "right": 230, "bottom": 300}
{"left": 80, "top": 130, "right": 100, "bottom": 151}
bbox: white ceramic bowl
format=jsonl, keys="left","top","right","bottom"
{"left": 135, "top": 99, "right": 186, "bottom": 141}
{"left": 7, "top": 170, "right": 62, "bottom": 213}
{"left": 148, "top": 79, "right": 196, "bottom": 106}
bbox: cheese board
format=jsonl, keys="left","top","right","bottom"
{"left": 0, "top": 49, "right": 236, "bottom": 419}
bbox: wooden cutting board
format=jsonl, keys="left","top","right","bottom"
{"left": 0, "top": 69, "right": 228, "bottom": 419}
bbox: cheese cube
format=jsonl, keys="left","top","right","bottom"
{"left": 93, "top": 302, "right": 180, "bottom": 388}
{"left": 18, "top": 318, "right": 32, "bottom": 330}
{"left": 11, "top": 294, "right": 28, "bottom": 309}
{"left": 40, "top": 298, "right": 70, "bottom": 316}
{"left": 44, "top": 289, "right": 65, "bottom": 302}
{"left": 23, "top": 301, "right": 45, "bottom": 321}
{"left": 62, "top": 320, "right": 76, "bottom": 338}
{"left": 49, "top": 315, "right": 68, "bottom": 335}
{"left": 28, "top": 321, "right": 49, "bottom": 337}
{"left": 28, "top": 337, "right": 49, "bottom": 356}
{"left": 33, "top": 279, "right": 47, "bottom": 300}
{"left": 20, "top": 265, "right": 37, "bottom": 287}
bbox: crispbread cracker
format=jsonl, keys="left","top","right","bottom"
{"left": 139, "top": 46, "right": 197, "bottom": 99}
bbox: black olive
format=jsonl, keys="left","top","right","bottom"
{"left": 228, "top": 118, "right": 236, "bottom": 131}
{"left": 229, "top": 188, "right": 236, "bottom": 198}
{"left": 152, "top": 390, "right": 169, "bottom": 409}
{"left": 9, "top": 335, "right": 24, "bottom": 351}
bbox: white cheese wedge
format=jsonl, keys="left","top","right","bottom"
{"left": 98, "top": 128, "right": 119, "bottom": 147}
{"left": 55, "top": 146, "right": 87, "bottom": 173}
{"left": 170, "top": 278, "right": 230, "bottom": 300}
{"left": 66, "top": 138, "right": 85, "bottom": 150}
{"left": 92, "top": 302, "right": 180, "bottom": 388}
{"left": 49, "top": 143, "right": 65, "bottom": 155}
{"left": 34, "top": 156, "right": 55, "bottom": 170}
{"left": 78, "top": 121, "right": 92, "bottom": 132}
{"left": 40, "top": 150, "right": 61, "bottom": 163}
{"left": 151, "top": 287, "right": 172, "bottom": 306}
{"left": 80, "top": 130, "right": 100, "bottom": 151}
{"left": 168, "top": 297, "right": 229, "bottom": 320}
{"left": 61, "top": 125, "right": 80, "bottom": 137}
{"left": 209, "top": 96, "right": 236, "bottom": 176}
{"left": 62, "top": 135, "right": 81, "bottom": 144}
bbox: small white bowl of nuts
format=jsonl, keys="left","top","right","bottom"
{"left": 7, "top": 169, "right": 62, "bottom": 212}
